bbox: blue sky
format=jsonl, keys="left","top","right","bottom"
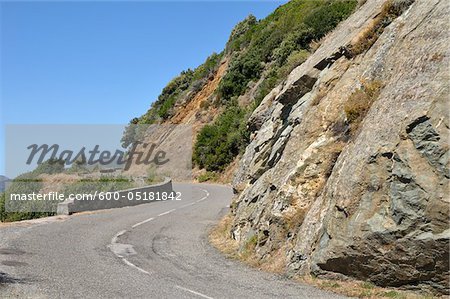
{"left": 0, "top": 1, "right": 285, "bottom": 175}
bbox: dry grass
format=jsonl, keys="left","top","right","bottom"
{"left": 299, "top": 276, "right": 441, "bottom": 299}
{"left": 239, "top": 235, "right": 259, "bottom": 266}
{"left": 209, "top": 214, "right": 239, "bottom": 258}
{"left": 349, "top": 0, "right": 412, "bottom": 56}
{"left": 218, "top": 156, "right": 240, "bottom": 184}
{"left": 283, "top": 207, "right": 307, "bottom": 233}
{"left": 259, "top": 245, "right": 288, "bottom": 274}
{"left": 209, "top": 214, "right": 261, "bottom": 267}
{"left": 344, "top": 80, "right": 383, "bottom": 131}
{"left": 194, "top": 155, "right": 239, "bottom": 184}
{"left": 210, "top": 214, "right": 287, "bottom": 271}
{"left": 0, "top": 214, "right": 68, "bottom": 227}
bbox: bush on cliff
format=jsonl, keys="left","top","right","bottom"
{"left": 198, "top": 0, "right": 357, "bottom": 172}
{"left": 193, "top": 105, "right": 249, "bottom": 171}
{"left": 217, "top": 0, "right": 357, "bottom": 103}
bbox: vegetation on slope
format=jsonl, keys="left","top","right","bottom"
{"left": 121, "top": 52, "right": 223, "bottom": 148}
{"left": 344, "top": 80, "right": 383, "bottom": 131}
{"left": 348, "top": 0, "right": 415, "bottom": 56}
{"left": 0, "top": 159, "right": 134, "bottom": 222}
{"left": 194, "top": 0, "right": 357, "bottom": 172}
{"left": 124, "top": 0, "right": 358, "bottom": 174}
{"left": 218, "top": 0, "right": 357, "bottom": 103}
{"left": 0, "top": 159, "right": 64, "bottom": 222}
{"left": 193, "top": 104, "right": 249, "bottom": 171}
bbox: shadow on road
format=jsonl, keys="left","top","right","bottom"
{"left": 0, "top": 248, "right": 30, "bottom": 285}
{"left": 0, "top": 271, "right": 26, "bottom": 284}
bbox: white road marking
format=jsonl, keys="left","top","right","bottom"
{"left": 108, "top": 187, "right": 212, "bottom": 285}
{"left": 157, "top": 209, "right": 176, "bottom": 217}
{"left": 180, "top": 202, "right": 196, "bottom": 208}
{"left": 175, "top": 285, "right": 214, "bottom": 299}
{"left": 111, "top": 230, "right": 127, "bottom": 245}
{"left": 196, "top": 189, "right": 210, "bottom": 202}
{"left": 122, "top": 258, "right": 150, "bottom": 275}
{"left": 131, "top": 217, "right": 154, "bottom": 228}
{"left": 109, "top": 230, "right": 150, "bottom": 274}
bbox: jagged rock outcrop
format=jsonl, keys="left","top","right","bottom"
{"left": 231, "top": 0, "right": 449, "bottom": 294}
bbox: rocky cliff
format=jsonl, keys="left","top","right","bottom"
{"left": 230, "top": 0, "right": 449, "bottom": 294}
{"left": 126, "top": 0, "right": 449, "bottom": 294}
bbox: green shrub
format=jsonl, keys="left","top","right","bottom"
{"left": 218, "top": 52, "right": 263, "bottom": 103}
{"left": 254, "top": 68, "right": 280, "bottom": 106}
{"left": 226, "top": 15, "right": 257, "bottom": 53}
{"left": 278, "top": 49, "right": 310, "bottom": 78}
{"left": 218, "top": 0, "right": 356, "bottom": 102}
{"left": 157, "top": 94, "right": 177, "bottom": 119}
{"left": 1, "top": 171, "right": 52, "bottom": 222}
{"left": 62, "top": 176, "right": 133, "bottom": 195}
{"left": 154, "top": 69, "right": 194, "bottom": 119}
{"left": 0, "top": 160, "right": 135, "bottom": 222}
{"left": 304, "top": 0, "right": 357, "bottom": 40}
{"left": 0, "top": 191, "right": 50, "bottom": 223}
{"left": 193, "top": 105, "right": 249, "bottom": 171}
{"left": 192, "top": 52, "right": 223, "bottom": 81}
{"left": 272, "top": 27, "right": 314, "bottom": 66}
{"left": 146, "top": 165, "right": 164, "bottom": 184}
{"left": 121, "top": 118, "right": 146, "bottom": 149}
{"left": 196, "top": 0, "right": 357, "bottom": 172}
{"left": 32, "top": 158, "right": 65, "bottom": 175}
{"left": 126, "top": 51, "right": 223, "bottom": 126}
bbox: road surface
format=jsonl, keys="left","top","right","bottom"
{"left": 0, "top": 183, "right": 346, "bottom": 298}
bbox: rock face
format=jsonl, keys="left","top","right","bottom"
{"left": 231, "top": 0, "right": 449, "bottom": 294}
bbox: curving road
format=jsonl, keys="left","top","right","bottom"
{"left": 0, "top": 183, "right": 346, "bottom": 298}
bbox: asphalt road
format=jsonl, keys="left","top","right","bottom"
{"left": 0, "top": 183, "right": 346, "bottom": 298}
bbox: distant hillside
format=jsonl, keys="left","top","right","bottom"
{"left": 0, "top": 175, "right": 11, "bottom": 192}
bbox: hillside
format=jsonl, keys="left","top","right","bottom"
{"left": 0, "top": 176, "right": 10, "bottom": 192}
{"left": 127, "top": 0, "right": 449, "bottom": 295}
{"left": 123, "top": 0, "right": 358, "bottom": 178}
